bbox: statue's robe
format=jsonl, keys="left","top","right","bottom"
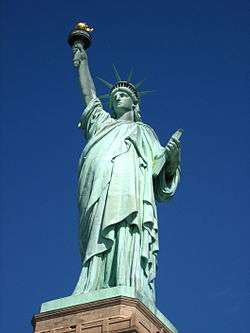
{"left": 73, "top": 98, "right": 180, "bottom": 302}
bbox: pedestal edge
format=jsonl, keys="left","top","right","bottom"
{"left": 32, "top": 296, "right": 177, "bottom": 333}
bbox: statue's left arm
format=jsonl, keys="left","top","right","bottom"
{"left": 153, "top": 134, "right": 181, "bottom": 202}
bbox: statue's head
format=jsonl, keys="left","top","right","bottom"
{"left": 97, "top": 66, "right": 152, "bottom": 122}
{"left": 109, "top": 83, "right": 141, "bottom": 121}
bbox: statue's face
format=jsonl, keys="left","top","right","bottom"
{"left": 113, "top": 91, "right": 134, "bottom": 118}
{"left": 72, "top": 42, "right": 84, "bottom": 67}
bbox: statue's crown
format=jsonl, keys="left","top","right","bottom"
{"left": 111, "top": 81, "right": 139, "bottom": 98}
{"left": 97, "top": 65, "right": 153, "bottom": 106}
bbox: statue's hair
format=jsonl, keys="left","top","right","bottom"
{"left": 133, "top": 103, "right": 142, "bottom": 122}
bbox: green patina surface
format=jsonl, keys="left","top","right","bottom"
{"left": 42, "top": 32, "right": 182, "bottom": 331}
{"left": 73, "top": 96, "right": 181, "bottom": 303}
{"left": 41, "top": 287, "right": 177, "bottom": 333}
{"left": 70, "top": 37, "right": 182, "bottom": 302}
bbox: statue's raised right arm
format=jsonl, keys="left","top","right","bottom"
{"left": 72, "top": 41, "right": 96, "bottom": 106}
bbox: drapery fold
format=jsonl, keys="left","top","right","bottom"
{"left": 74, "top": 98, "right": 180, "bottom": 302}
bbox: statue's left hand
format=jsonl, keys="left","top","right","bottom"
{"left": 165, "top": 137, "right": 181, "bottom": 178}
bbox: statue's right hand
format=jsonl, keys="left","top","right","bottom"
{"left": 72, "top": 41, "right": 87, "bottom": 67}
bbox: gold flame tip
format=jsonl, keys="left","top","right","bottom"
{"left": 75, "top": 22, "right": 94, "bottom": 32}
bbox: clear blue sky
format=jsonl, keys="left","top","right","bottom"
{"left": 0, "top": 0, "right": 249, "bottom": 332}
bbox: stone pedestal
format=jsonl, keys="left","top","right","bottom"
{"left": 32, "top": 296, "right": 177, "bottom": 333}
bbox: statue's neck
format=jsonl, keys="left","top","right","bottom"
{"left": 118, "top": 110, "right": 135, "bottom": 122}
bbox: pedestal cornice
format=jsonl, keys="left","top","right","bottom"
{"left": 32, "top": 296, "right": 177, "bottom": 333}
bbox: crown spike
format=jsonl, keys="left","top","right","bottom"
{"left": 112, "top": 64, "right": 122, "bottom": 81}
{"left": 138, "top": 90, "right": 154, "bottom": 97}
{"left": 127, "top": 68, "right": 133, "bottom": 82}
{"left": 96, "top": 76, "right": 113, "bottom": 89}
{"left": 98, "top": 94, "right": 110, "bottom": 99}
{"left": 135, "top": 78, "right": 146, "bottom": 89}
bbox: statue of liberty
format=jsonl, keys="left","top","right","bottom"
{"left": 69, "top": 23, "right": 182, "bottom": 304}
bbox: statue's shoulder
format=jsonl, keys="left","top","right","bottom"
{"left": 137, "top": 122, "right": 160, "bottom": 141}
{"left": 85, "top": 96, "right": 104, "bottom": 111}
